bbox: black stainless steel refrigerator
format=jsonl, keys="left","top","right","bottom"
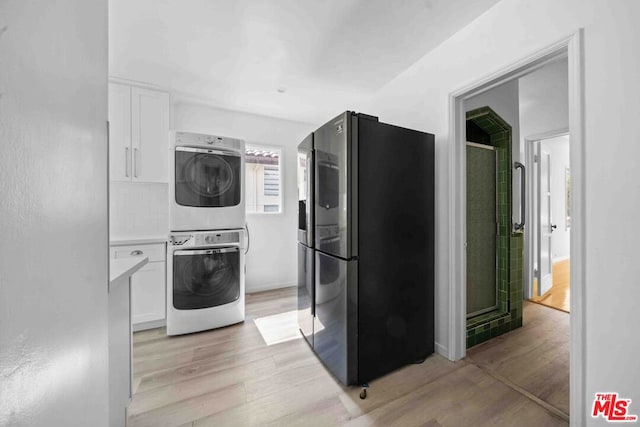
{"left": 297, "top": 111, "right": 434, "bottom": 386}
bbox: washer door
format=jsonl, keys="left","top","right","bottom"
{"left": 173, "top": 247, "right": 240, "bottom": 310}
{"left": 175, "top": 147, "right": 241, "bottom": 207}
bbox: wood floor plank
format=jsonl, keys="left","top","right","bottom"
{"left": 338, "top": 355, "right": 468, "bottom": 419}
{"left": 191, "top": 369, "right": 346, "bottom": 426}
{"left": 127, "top": 383, "right": 246, "bottom": 427}
{"left": 137, "top": 344, "right": 273, "bottom": 393}
{"left": 243, "top": 354, "right": 329, "bottom": 403}
{"left": 134, "top": 350, "right": 195, "bottom": 377}
{"left": 263, "top": 396, "right": 352, "bottom": 427}
{"left": 129, "top": 356, "right": 276, "bottom": 416}
{"left": 344, "top": 364, "right": 567, "bottom": 427}
{"left": 467, "top": 301, "right": 570, "bottom": 414}
{"left": 530, "top": 260, "right": 570, "bottom": 312}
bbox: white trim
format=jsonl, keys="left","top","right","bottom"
{"left": 434, "top": 342, "right": 447, "bottom": 357}
{"left": 246, "top": 282, "right": 295, "bottom": 294}
{"left": 567, "top": 29, "right": 586, "bottom": 427}
{"left": 448, "top": 30, "right": 585, "bottom": 425}
{"left": 109, "top": 76, "right": 170, "bottom": 92}
{"left": 132, "top": 318, "right": 166, "bottom": 332}
{"left": 448, "top": 93, "right": 466, "bottom": 362}
{"left": 525, "top": 128, "right": 570, "bottom": 143}
{"left": 523, "top": 128, "right": 569, "bottom": 300}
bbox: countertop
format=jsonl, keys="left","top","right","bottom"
{"left": 109, "top": 257, "right": 148, "bottom": 290}
{"left": 110, "top": 236, "right": 168, "bottom": 246}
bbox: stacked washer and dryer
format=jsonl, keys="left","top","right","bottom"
{"left": 167, "top": 131, "right": 247, "bottom": 336}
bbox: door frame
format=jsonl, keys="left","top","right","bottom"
{"left": 448, "top": 30, "right": 585, "bottom": 422}
{"left": 523, "top": 128, "right": 569, "bottom": 300}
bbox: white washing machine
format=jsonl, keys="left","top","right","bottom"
{"left": 167, "top": 229, "right": 245, "bottom": 335}
{"left": 170, "top": 131, "right": 246, "bottom": 231}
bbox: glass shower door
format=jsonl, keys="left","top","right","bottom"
{"left": 466, "top": 143, "right": 498, "bottom": 317}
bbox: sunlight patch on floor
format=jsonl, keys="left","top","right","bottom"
{"left": 253, "top": 310, "right": 302, "bottom": 346}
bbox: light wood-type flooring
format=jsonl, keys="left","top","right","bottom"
{"left": 531, "top": 259, "right": 571, "bottom": 312}
{"left": 128, "top": 287, "right": 569, "bottom": 427}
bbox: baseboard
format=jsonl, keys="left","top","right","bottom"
{"left": 133, "top": 318, "right": 166, "bottom": 332}
{"left": 435, "top": 341, "right": 447, "bottom": 358}
{"left": 246, "top": 281, "right": 296, "bottom": 294}
{"left": 552, "top": 255, "right": 570, "bottom": 263}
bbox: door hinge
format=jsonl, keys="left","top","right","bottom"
{"left": 534, "top": 154, "right": 539, "bottom": 163}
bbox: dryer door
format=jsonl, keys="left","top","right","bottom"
{"left": 175, "top": 147, "right": 241, "bottom": 207}
{"left": 173, "top": 247, "right": 240, "bottom": 310}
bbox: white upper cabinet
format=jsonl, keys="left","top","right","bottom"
{"left": 131, "top": 87, "right": 170, "bottom": 183}
{"left": 109, "top": 83, "right": 132, "bottom": 182}
{"left": 109, "top": 83, "right": 170, "bottom": 183}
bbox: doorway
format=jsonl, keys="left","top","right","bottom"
{"left": 526, "top": 133, "right": 571, "bottom": 313}
{"left": 448, "top": 31, "right": 585, "bottom": 422}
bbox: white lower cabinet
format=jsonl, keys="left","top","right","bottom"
{"left": 131, "top": 262, "right": 165, "bottom": 326}
{"left": 110, "top": 242, "right": 166, "bottom": 331}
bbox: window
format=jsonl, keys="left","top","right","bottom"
{"left": 245, "top": 145, "right": 282, "bottom": 213}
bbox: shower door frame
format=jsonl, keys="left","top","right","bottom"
{"left": 465, "top": 142, "right": 499, "bottom": 318}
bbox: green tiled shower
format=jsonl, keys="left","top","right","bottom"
{"left": 466, "top": 107, "right": 524, "bottom": 348}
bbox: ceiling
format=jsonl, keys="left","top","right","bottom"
{"left": 109, "top": 0, "right": 501, "bottom": 123}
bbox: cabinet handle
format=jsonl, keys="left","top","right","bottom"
{"left": 133, "top": 148, "right": 138, "bottom": 178}
{"left": 130, "top": 250, "right": 143, "bottom": 256}
{"left": 125, "top": 147, "right": 130, "bottom": 178}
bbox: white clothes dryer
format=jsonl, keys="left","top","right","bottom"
{"left": 170, "top": 131, "right": 246, "bottom": 231}
{"left": 166, "top": 229, "right": 245, "bottom": 335}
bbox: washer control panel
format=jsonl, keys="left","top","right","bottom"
{"left": 170, "top": 230, "right": 242, "bottom": 247}
{"left": 196, "top": 231, "right": 240, "bottom": 246}
{"left": 169, "top": 234, "right": 192, "bottom": 246}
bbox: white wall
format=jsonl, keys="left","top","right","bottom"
{"left": 357, "top": 0, "right": 640, "bottom": 419}
{"left": 110, "top": 182, "right": 169, "bottom": 239}
{"left": 173, "top": 102, "right": 315, "bottom": 292}
{"left": 465, "top": 78, "right": 521, "bottom": 222}
{"left": 0, "top": 1, "right": 109, "bottom": 426}
{"left": 541, "top": 136, "right": 571, "bottom": 261}
{"left": 519, "top": 58, "right": 569, "bottom": 145}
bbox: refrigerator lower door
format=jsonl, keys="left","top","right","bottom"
{"left": 314, "top": 250, "right": 357, "bottom": 385}
{"left": 297, "top": 243, "right": 314, "bottom": 346}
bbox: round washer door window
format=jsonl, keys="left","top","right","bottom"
{"left": 184, "top": 154, "right": 234, "bottom": 197}
{"left": 173, "top": 248, "right": 240, "bottom": 310}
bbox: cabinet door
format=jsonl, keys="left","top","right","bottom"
{"left": 131, "top": 261, "right": 166, "bottom": 325}
{"left": 108, "top": 83, "right": 132, "bottom": 182}
{"left": 131, "top": 87, "right": 170, "bottom": 183}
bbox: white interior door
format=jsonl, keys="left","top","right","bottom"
{"left": 537, "top": 145, "right": 553, "bottom": 295}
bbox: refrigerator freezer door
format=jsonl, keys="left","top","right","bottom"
{"left": 297, "top": 243, "right": 314, "bottom": 346}
{"left": 297, "top": 134, "right": 314, "bottom": 246}
{"left": 314, "top": 112, "right": 352, "bottom": 259}
{"left": 314, "top": 250, "right": 357, "bottom": 385}
{"left": 356, "top": 118, "right": 435, "bottom": 382}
